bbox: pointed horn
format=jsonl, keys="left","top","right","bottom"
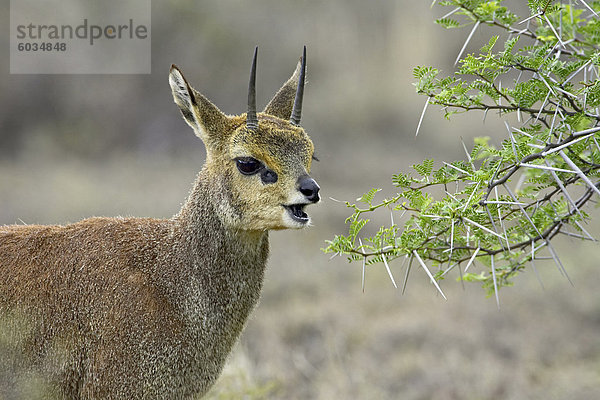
{"left": 247, "top": 46, "right": 259, "bottom": 131}
{"left": 290, "top": 46, "right": 306, "bottom": 126}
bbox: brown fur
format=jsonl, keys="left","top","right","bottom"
{"left": 0, "top": 52, "right": 318, "bottom": 399}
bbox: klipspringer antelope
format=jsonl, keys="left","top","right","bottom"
{"left": 0, "top": 46, "right": 319, "bottom": 399}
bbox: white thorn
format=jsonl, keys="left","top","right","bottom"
{"left": 531, "top": 239, "right": 544, "bottom": 289}
{"left": 559, "top": 150, "right": 600, "bottom": 197}
{"left": 491, "top": 254, "right": 500, "bottom": 309}
{"left": 359, "top": 239, "right": 366, "bottom": 293}
{"left": 455, "top": 20, "right": 481, "bottom": 65}
{"left": 464, "top": 247, "right": 480, "bottom": 273}
{"left": 382, "top": 254, "right": 398, "bottom": 289}
{"left": 463, "top": 217, "right": 505, "bottom": 240}
{"left": 413, "top": 250, "right": 447, "bottom": 300}
{"left": 416, "top": 97, "right": 431, "bottom": 137}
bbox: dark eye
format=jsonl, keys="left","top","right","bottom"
{"left": 235, "top": 157, "right": 263, "bottom": 175}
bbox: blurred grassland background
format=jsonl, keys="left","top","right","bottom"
{"left": 1, "top": 1, "right": 600, "bottom": 399}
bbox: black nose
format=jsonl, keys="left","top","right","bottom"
{"left": 298, "top": 176, "right": 320, "bottom": 203}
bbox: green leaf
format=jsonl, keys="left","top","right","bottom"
{"left": 413, "top": 159, "right": 434, "bottom": 178}
{"left": 349, "top": 218, "right": 369, "bottom": 240}
{"left": 357, "top": 188, "right": 381, "bottom": 206}
{"left": 435, "top": 17, "right": 460, "bottom": 29}
{"left": 392, "top": 172, "right": 416, "bottom": 188}
{"left": 413, "top": 65, "right": 438, "bottom": 80}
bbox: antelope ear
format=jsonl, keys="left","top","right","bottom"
{"left": 263, "top": 59, "right": 304, "bottom": 120}
{"left": 169, "top": 64, "right": 229, "bottom": 144}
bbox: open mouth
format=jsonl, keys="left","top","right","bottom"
{"left": 283, "top": 204, "right": 309, "bottom": 223}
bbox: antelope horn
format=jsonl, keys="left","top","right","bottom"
{"left": 246, "top": 46, "right": 259, "bottom": 131}
{"left": 290, "top": 46, "right": 306, "bottom": 126}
